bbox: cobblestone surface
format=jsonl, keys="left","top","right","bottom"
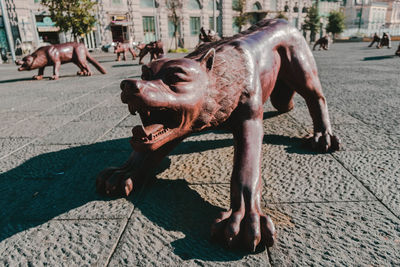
{"left": 1, "top": 43, "right": 399, "bottom": 265}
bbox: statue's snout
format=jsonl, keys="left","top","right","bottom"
{"left": 120, "top": 79, "right": 141, "bottom": 103}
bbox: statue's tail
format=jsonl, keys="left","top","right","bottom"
{"left": 86, "top": 53, "right": 107, "bottom": 74}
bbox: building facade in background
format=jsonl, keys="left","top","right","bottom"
{"left": 343, "top": 0, "right": 400, "bottom": 37}
{"left": 1, "top": 0, "right": 344, "bottom": 54}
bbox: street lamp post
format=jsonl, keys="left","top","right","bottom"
{"left": 0, "top": 0, "right": 16, "bottom": 61}
{"left": 153, "top": 0, "right": 160, "bottom": 40}
{"left": 213, "top": 0, "right": 217, "bottom": 32}
{"left": 358, "top": 0, "right": 364, "bottom": 32}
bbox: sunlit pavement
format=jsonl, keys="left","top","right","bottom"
{"left": 0, "top": 43, "right": 399, "bottom": 265}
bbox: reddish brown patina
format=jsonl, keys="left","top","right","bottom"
{"left": 313, "top": 35, "right": 329, "bottom": 51}
{"left": 114, "top": 42, "right": 137, "bottom": 61}
{"left": 15, "top": 42, "right": 107, "bottom": 80}
{"left": 97, "top": 19, "right": 340, "bottom": 251}
{"left": 137, "top": 41, "right": 164, "bottom": 64}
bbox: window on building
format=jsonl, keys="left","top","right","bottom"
{"left": 302, "top": 6, "right": 308, "bottom": 13}
{"left": 232, "top": 0, "right": 239, "bottom": 10}
{"left": 208, "top": 16, "right": 219, "bottom": 32}
{"left": 168, "top": 18, "right": 181, "bottom": 37}
{"left": 208, "top": 0, "right": 220, "bottom": 10}
{"left": 188, "top": 0, "right": 201, "bottom": 10}
{"left": 232, "top": 19, "right": 240, "bottom": 34}
{"left": 190, "top": 17, "right": 201, "bottom": 35}
{"left": 112, "top": 0, "right": 122, "bottom": 4}
{"left": 143, "top": 16, "right": 156, "bottom": 43}
{"left": 34, "top": 0, "right": 40, "bottom": 3}
{"left": 252, "top": 2, "right": 261, "bottom": 11}
{"left": 140, "top": 0, "right": 155, "bottom": 8}
{"left": 293, "top": 3, "right": 298, "bottom": 12}
{"left": 284, "top": 5, "right": 289, "bottom": 12}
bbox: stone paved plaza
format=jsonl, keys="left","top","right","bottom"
{"left": 0, "top": 43, "right": 399, "bottom": 266}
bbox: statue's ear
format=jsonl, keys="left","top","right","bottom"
{"left": 199, "top": 48, "right": 215, "bottom": 71}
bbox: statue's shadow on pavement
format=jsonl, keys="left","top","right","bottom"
{"left": 363, "top": 55, "right": 396, "bottom": 61}
{"left": 0, "top": 118, "right": 310, "bottom": 260}
{"left": 112, "top": 63, "right": 140, "bottom": 68}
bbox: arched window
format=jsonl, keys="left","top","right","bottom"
{"left": 284, "top": 3, "right": 289, "bottom": 12}
{"left": 208, "top": 0, "right": 220, "bottom": 10}
{"left": 252, "top": 2, "right": 262, "bottom": 10}
{"left": 302, "top": 6, "right": 308, "bottom": 13}
{"left": 293, "top": 2, "right": 298, "bottom": 12}
{"left": 188, "top": 0, "right": 201, "bottom": 10}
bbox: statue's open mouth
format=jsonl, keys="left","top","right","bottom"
{"left": 129, "top": 104, "right": 181, "bottom": 150}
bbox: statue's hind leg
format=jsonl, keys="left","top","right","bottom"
{"left": 280, "top": 46, "right": 340, "bottom": 152}
{"left": 270, "top": 79, "right": 295, "bottom": 113}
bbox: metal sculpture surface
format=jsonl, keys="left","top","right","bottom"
{"left": 114, "top": 42, "right": 137, "bottom": 61}
{"left": 97, "top": 19, "right": 340, "bottom": 251}
{"left": 199, "top": 27, "right": 221, "bottom": 43}
{"left": 137, "top": 41, "right": 164, "bottom": 64}
{"left": 313, "top": 35, "right": 329, "bottom": 51}
{"left": 15, "top": 42, "right": 106, "bottom": 80}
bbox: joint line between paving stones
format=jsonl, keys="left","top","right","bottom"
{"left": 0, "top": 80, "right": 120, "bottom": 132}
{"left": 266, "top": 199, "right": 378, "bottom": 205}
{"left": 0, "top": 91, "right": 122, "bottom": 161}
{"left": 331, "top": 154, "right": 400, "bottom": 220}
{"left": 104, "top": 189, "right": 149, "bottom": 266}
{"left": 286, "top": 112, "right": 400, "bottom": 219}
{"left": 267, "top": 247, "right": 274, "bottom": 266}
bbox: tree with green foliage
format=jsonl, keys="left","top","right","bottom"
{"left": 166, "top": 0, "right": 183, "bottom": 50}
{"left": 232, "top": 0, "right": 250, "bottom": 32}
{"left": 326, "top": 10, "right": 345, "bottom": 39}
{"left": 303, "top": 4, "right": 320, "bottom": 43}
{"left": 40, "top": 0, "right": 97, "bottom": 41}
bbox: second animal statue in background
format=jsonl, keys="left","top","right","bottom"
{"left": 137, "top": 41, "right": 164, "bottom": 64}
{"left": 114, "top": 42, "right": 137, "bottom": 61}
{"left": 15, "top": 42, "right": 107, "bottom": 80}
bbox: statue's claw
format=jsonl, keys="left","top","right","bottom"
{"left": 96, "top": 168, "right": 134, "bottom": 197}
{"left": 211, "top": 209, "right": 276, "bottom": 251}
{"left": 307, "top": 132, "right": 340, "bottom": 152}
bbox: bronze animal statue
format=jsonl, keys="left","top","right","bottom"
{"left": 114, "top": 42, "right": 137, "bottom": 61}
{"left": 396, "top": 43, "right": 400, "bottom": 56}
{"left": 199, "top": 27, "right": 221, "bottom": 43}
{"left": 368, "top": 33, "right": 380, "bottom": 47}
{"left": 137, "top": 41, "right": 164, "bottom": 65}
{"left": 313, "top": 35, "right": 329, "bottom": 51}
{"left": 15, "top": 42, "right": 106, "bottom": 80}
{"left": 377, "top": 32, "right": 391, "bottom": 49}
{"left": 97, "top": 19, "right": 340, "bottom": 251}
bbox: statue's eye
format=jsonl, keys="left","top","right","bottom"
{"left": 164, "top": 73, "right": 186, "bottom": 85}
{"left": 141, "top": 66, "right": 152, "bottom": 80}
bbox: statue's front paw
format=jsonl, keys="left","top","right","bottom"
{"left": 211, "top": 209, "right": 276, "bottom": 251}
{"left": 50, "top": 75, "right": 59, "bottom": 80}
{"left": 96, "top": 168, "right": 134, "bottom": 197}
{"left": 32, "top": 75, "right": 43, "bottom": 80}
{"left": 307, "top": 132, "right": 340, "bottom": 152}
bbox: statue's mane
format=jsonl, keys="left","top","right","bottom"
{"left": 187, "top": 44, "right": 248, "bottom": 130}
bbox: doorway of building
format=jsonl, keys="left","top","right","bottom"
{"left": 38, "top": 31, "right": 59, "bottom": 44}
{"left": 111, "top": 25, "right": 128, "bottom": 43}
